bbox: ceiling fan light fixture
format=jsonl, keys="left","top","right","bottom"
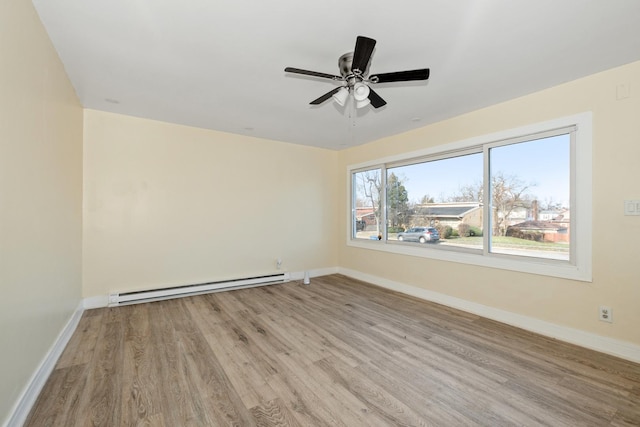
{"left": 332, "top": 87, "right": 349, "bottom": 106}
{"left": 353, "top": 82, "right": 370, "bottom": 101}
{"left": 356, "top": 98, "right": 371, "bottom": 109}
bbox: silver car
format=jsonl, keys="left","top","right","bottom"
{"left": 397, "top": 227, "right": 440, "bottom": 243}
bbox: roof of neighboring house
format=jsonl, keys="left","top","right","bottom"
{"left": 355, "top": 207, "right": 376, "bottom": 220}
{"left": 415, "top": 203, "right": 481, "bottom": 219}
{"left": 356, "top": 207, "right": 374, "bottom": 213}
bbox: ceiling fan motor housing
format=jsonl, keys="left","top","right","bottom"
{"left": 338, "top": 52, "right": 369, "bottom": 87}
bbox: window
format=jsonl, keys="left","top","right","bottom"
{"left": 387, "top": 151, "right": 484, "bottom": 251}
{"left": 348, "top": 113, "right": 592, "bottom": 281}
{"left": 352, "top": 168, "right": 382, "bottom": 240}
{"left": 487, "top": 132, "right": 571, "bottom": 261}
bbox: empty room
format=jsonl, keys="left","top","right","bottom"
{"left": 2, "top": 1, "right": 640, "bottom": 426}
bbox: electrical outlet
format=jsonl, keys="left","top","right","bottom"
{"left": 276, "top": 258, "right": 282, "bottom": 269}
{"left": 599, "top": 305, "right": 613, "bottom": 323}
{"left": 624, "top": 200, "right": 640, "bottom": 215}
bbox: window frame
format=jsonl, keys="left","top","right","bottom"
{"left": 346, "top": 113, "right": 592, "bottom": 282}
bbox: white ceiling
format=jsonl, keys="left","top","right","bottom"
{"left": 32, "top": 0, "right": 640, "bottom": 150}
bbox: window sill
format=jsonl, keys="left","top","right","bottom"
{"left": 346, "top": 238, "right": 591, "bottom": 282}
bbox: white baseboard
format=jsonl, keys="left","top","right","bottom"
{"left": 338, "top": 268, "right": 640, "bottom": 364}
{"left": 3, "top": 302, "right": 84, "bottom": 427}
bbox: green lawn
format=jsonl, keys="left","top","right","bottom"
{"left": 364, "top": 232, "right": 569, "bottom": 254}
{"left": 447, "top": 235, "right": 569, "bottom": 252}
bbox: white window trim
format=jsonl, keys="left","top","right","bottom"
{"left": 346, "top": 112, "right": 592, "bottom": 282}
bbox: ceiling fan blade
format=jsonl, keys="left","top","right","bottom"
{"left": 285, "top": 67, "right": 342, "bottom": 80}
{"left": 368, "top": 88, "right": 387, "bottom": 108}
{"left": 351, "top": 36, "right": 376, "bottom": 75}
{"left": 310, "top": 87, "right": 342, "bottom": 105}
{"left": 370, "top": 68, "right": 430, "bottom": 83}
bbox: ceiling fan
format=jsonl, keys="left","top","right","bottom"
{"left": 284, "top": 36, "right": 430, "bottom": 109}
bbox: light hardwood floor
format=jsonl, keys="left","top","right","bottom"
{"left": 26, "top": 274, "right": 640, "bottom": 426}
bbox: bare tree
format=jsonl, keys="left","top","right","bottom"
{"left": 448, "top": 182, "right": 483, "bottom": 203}
{"left": 356, "top": 170, "right": 382, "bottom": 234}
{"left": 541, "top": 197, "right": 563, "bottom": 210}
{"left": 419, "top": 194, "right": 435, "bottom": 204}
{"left": 492, "top": 173, "right": 532, "bottom": 235}
{"left": 449, "top": 172, "right": 534, "bottom": 236}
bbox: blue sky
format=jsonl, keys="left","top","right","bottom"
{"left": 391, "top": 134, "right": 570, "bottom": 208}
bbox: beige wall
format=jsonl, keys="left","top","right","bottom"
{"left": 0, "top": 0, "right": 83, "bottom": 422}
{"left": 83, "top": 110, "right": 338, "bottom": 297}
{"left": 338, "top": 60, "right": 640, "bottom": 346}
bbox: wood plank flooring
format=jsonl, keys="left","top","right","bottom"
{"left": 26, "top": 274, "right": 640, "bottom": 426}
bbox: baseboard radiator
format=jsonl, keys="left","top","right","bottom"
{"left": 108, "top": 272, "right": 290, "bottom": 307}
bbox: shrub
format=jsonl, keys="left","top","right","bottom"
{"left": 387, "top": 226, "right": 405, "bottom": 233}
{"left": 507, "top": 228, "right": 543, "bottom": 242}
{"left": 458, "top": 223, "right": 471, "bottom": 237}
{"left": 436, "top": 224, "right": 452, "bottom": 239}
{"left": 469, "top": 226, "right": 483, "bottom": 237}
